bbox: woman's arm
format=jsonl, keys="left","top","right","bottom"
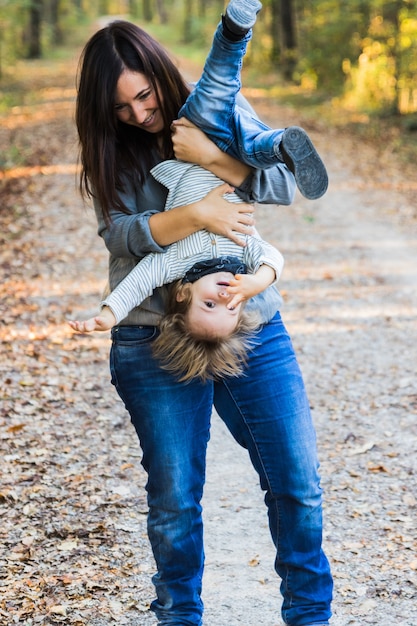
{"left": 171, "top": 104, "right": 296, "bottom": 206}
{"left": 95, "top": 162, "right": 256, "bottom": 257}
{"left": 171, "top": 118, "right": 252, "bottom": 188}
{"left": 148, "top": 182, "right": 255, "bottom": 247}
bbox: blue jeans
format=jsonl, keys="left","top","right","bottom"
{"left": 110, "top": 313, "right": 333, "bottom": 625}
{"left": 179, "top": 24, "right": 285, "bottom": 168}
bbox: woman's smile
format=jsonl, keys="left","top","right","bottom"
{"left": 115, "top": 70, "right": 164, "bottom": 133}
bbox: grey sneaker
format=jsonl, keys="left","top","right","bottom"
{"left": 280, "top": 126, "right": 329, "bottom": 200}
{"left": 225, "top": 0, "right": 263, "bottom": 31}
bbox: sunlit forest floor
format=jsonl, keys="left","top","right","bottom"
{"left": 1, "top": 33, "right": 417, "bottom": 626}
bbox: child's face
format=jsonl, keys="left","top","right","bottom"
{"left": 181, "top": 271, "right": 242, "bottom": 340}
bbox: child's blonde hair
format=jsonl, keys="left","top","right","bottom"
{"left": 152, "top": 280, "right": 261, "bottom": 382}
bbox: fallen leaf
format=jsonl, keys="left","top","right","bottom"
{"left": 49, "top": 604, "right": 68, "bottom": 616}
{"left": 57, "top": 540, "right": 79, "bottom": 551}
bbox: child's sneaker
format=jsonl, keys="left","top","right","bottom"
{"left": 280, "top": 126, "right": 328, "bottom": 200}
{"left": 225, "top": 0, "right": 262, "bottom": 33}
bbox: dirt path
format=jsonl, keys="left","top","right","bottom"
{"left": 1, "top": 52, "right": 416, "bottom": 626}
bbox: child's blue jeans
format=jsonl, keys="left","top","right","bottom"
{"left": 179, "top": 24, "right": 285, "bottom": 168}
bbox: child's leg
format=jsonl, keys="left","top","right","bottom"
{"left": 223, "top": 0, "right": 262, "bottom": 37}
{"left": 178, "top": 1, "right": 262, "bottom": 153}
{"left": 280, "top": 126, "right": 329, "bottom": 200}
{"left": 178, "top": 23, "right": 252, "bottom": 155}
{"left": 236, "top": 120, "right": 329, "bottom": 199}
{"left": 180, "top": 0, "right": 328, "bottom": 200}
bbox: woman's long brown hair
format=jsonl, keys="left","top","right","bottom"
{"left": 76, "top": 20, "right": 191, "bottom": 223}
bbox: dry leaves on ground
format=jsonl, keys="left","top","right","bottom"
{"left": 1, "top": 52, "right": 417, "bottom": 626}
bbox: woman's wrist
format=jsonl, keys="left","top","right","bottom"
{"left": 149, "top": 203, "right": 202, "bottom": 246}
{"left": 203, "top": 148, "right": 252, "bottom": 188}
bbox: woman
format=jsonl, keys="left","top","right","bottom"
{"left": 75, "top": 12, "right": 333, "bottom": 626}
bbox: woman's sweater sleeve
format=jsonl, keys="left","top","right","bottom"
{"left": 93, "top": 172, "right": 168, "bottom": 260}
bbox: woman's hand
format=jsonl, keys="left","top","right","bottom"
{"left": 171, "top": 117, "right": 252, "bottom": 187}
{"left": 171, "top": 118, "right": 220, "bottom": 167}
{"left": 195, "top": 183, "right": 255, "bottom": 247}
{"left": 149, "top": 181, "right": 255, "bottom": 248}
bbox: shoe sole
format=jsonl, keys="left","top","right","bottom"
{"left": 226, "top": 0, "right": 263, "bottom": 30}
{"left": 281, "top": 126, "right": 328, "bottom": 200}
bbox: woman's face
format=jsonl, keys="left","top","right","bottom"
{"left": 114, "top": 69, "right": 164, "bottom": 133}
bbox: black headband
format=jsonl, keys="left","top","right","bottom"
{"left": 182, "top": 256, "right": 248, "bottom": 284}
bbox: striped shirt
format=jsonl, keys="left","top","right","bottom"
{"left": 102, "top": 161, "right": 284, "bottom": 324}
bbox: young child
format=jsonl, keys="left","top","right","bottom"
{"left": 69, "top": 159, "right": 284, "bottom": 382}
{"left": 176, "top": 0, "right": 328, "bottom": 200}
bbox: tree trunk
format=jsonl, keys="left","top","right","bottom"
{"left": 270, "top": 0, "right": 297, "bottom": 79}
{"left": 27, "top": 0, "right": 42, "bottom": 59}
{"left": 129, "top": 0, "right": 138, "bottom": 17}
{"left": 197, "top": 0, "right": 206, "bottom": 18}
{"left": 383, "top": 1, "right": 403, "bottom": 114}
{"left": 270, "top": 0, "right": 280, "bottom": 64}
{"left": 183, "top": 0, "right": 193, "bottom": 44}
{"left": 155, "top": 0, "right": 168, "bottom": 24}
{"left": 279, "top": 0, "right": 297, "bottom": 80}
{"left": 50, "top": 0, "right": 63, "bottom": 45}
{"left": 143, "top": 0, "right": 153, "bottom": 22}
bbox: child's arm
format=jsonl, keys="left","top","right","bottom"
{"left": 69, "top": 243, "right": 190, "bottom": 333}
{"left": 227, "top": 231, "right": 284, "bottom": 309}
{"left": 226, "top": 264, "right": 276, "bottom": 310}
{"left": 68, "top": 306, "right": 116, "bottom": 333}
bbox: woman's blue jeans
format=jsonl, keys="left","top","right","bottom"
{"left": 179, "top": 24, "right": 285, "bottom": 168}
{"left": 110, "top": 313, "right": 333, "bottom": 625}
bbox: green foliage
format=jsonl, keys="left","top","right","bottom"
{"left": 295, "top": 0, "right": 369, "bottom": 92}
{"left": 0, "top": 0, "right": 29, "bottom": 68}
{"left": 340, "top": 4, "right": 417, "bottom": 115}
{"left": 0, "top": 0, "right": 416, "bottom": 121}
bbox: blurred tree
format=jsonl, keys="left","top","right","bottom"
{"left": 155, "top": 0, "right": 168, "bottom": 23}
{"left": 183, "top": 0, "right": 193, "bottom": 43}
{"left": 98, "top": 0, "right": 110, "bottom": 13}
{"left": 143, "top": 0, "right": 153, "bottom": 21}
{"left": 50, "top": 0, "right": 63, "bottom": 45}
{"left": 27, "top": 0, "right": 43, "bottom": 58}
{"left": 382, "top": 0, "right": 404, "bottom": 113}
{"left": 270, "top": 0, "right": 297, "bottom": 79}
{"left": 0, "top": 0, "right": 415, "bottom": 117}
{"left": 129, "top": 0, "right": 139, "bottom": 17}
{"left": 341, "top": 0, "right": 417, "bottom": 114}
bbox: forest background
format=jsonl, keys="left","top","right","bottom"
{"left": 1, "top": 0, "right": 417, "bottom": 174}
{"left": 1, "top": 2, "right": 417, "bottom": 624}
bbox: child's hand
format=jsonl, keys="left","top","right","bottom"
{"left": 68, "top": 307, "right": 116, "bottom": 333}
{"left": 227, "top": 265, "right": 276, "bottom": 310}
{"left": 226, "top": 274, "right": 261, "bottom": 310}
